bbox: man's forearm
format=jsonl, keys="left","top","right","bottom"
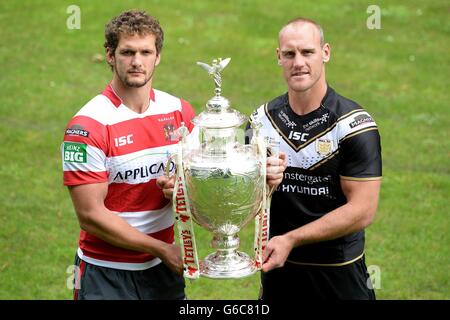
{"left": 77, "top": 207, "right": 168, "bottom": 258}
{"left": 285, "top": 202, "right": 374, "bottom": 248}
{"left": 285, "top": 179, "right": 380, "bottom": 248}
{"left": 69, "top": 183, "right": 171, "bottom": 259}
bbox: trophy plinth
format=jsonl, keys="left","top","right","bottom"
{"left": 199, "top": 233, "right": 257, "bottom": 278}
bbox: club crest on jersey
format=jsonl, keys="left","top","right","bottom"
{"left": 316, "top": 139, "right": 333, "bottom": 156}
{"left": 163, "top": 123, "right": 177, "bottom": 141}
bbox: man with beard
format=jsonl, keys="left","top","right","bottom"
{"left": 61, "top": 10, "right": 194, "bottom": 299}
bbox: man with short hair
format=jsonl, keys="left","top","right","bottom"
{"left": 250, "top": 18, "right": 382, "bottom": 300}
{"left": 62, "top": 10, "right": 193, "bottom": 299}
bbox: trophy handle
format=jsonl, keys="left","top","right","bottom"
{"left": 164, "top": 153, "right": 177, "bottom": 178}
{"left": 266, "top": 137, "right": 280, "bottom": 198}
{"left": 171, "top": 122, "right": 201, "bottom": 279}
{"left": 164, "top": 120, "right": 190, "bottom": 177}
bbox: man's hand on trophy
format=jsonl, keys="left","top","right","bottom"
{"left": 266, "top": 151, "right": 287, "bottom": 188}
{"left": 157, "top": 242, "right": 184, "bottom": 275}
{"left": 261, "top": 234, "right": 294, "bottom": 272}
{"left": 156, "top": 175, "right": 176, "bottom": 199}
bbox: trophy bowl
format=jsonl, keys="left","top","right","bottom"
{"left": 184, "top": 145, "right": 264, "bottom": 278}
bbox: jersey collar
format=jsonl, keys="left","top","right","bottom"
{"left": 281, "top": 84, "right": 335, "bottom": 111}
{"left": 320, "top": 84, "right": 335, "bottom": 109}
{"left": 101, "top": 83, "right": 156, "bottom": 108}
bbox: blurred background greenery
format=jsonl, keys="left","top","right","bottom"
{"left": 0, "top": 0, "right": 448, "bottom": 299}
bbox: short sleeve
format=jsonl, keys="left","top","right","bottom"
{"left": 62, "top": 115, "right": 108, "bottom": 186}
{"left": 339, "top": 129, "right": 382, "bottom": 180}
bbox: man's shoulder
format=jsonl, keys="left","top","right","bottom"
{"left": 67, "top": 94, "right": 113, "bottom": 126}
{"left": 152, "top": 88, "right": 195, "bottom": 119}
{"left": 78, "top": 94, "right": 112, "bottom": 112}
{"left": 63, "top": 94, "right": 111, "bottom": 143}
{"left": 326, "top": 87, "right": 372, "bottom": 118}
{"left": 153, "top": 88, "right": 190, "bottom": 106}
{"left": 266, "top": 93, "right": 288, "bottom": 111}
{"left": 250, "top": 93, "right": 287, "bottom": 122}
{"left": 327, "top": 88, "right": 379, "bottom": 141}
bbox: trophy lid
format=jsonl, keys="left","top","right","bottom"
{"left": 191, "top": 97, "right": 247, "bottom": 129}
{"left": 192, "top": 57, "right": 247, "bottom": 129}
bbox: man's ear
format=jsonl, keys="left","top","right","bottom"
{"left": 276, "top": 48, "right": 281, "bottom": 66}
{"left": 322, "top": 43, "right": 331, "bottom": 63}
{"left": 155, "top": 52, "right": 161, "bottom": 66}
{"left": 106, "top": 47, "right": 115, "bottom": 68}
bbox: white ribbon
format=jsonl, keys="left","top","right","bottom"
{"left": 172, "top": 123, "right": 200, "bottom": 279}
{"left": 253, "top": 135, "right": 268, "bottom": 270}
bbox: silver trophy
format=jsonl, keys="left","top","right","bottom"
{"left": 172, "top": 58, "right": 268, "bottom": 279}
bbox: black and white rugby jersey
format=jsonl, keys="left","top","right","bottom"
{"left": 248, "top": 86, "right": 382, "bottom": 265}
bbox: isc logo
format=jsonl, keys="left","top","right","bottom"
{"left": 114, "top": 134, "right": 134, "bottom": 147}
{"left": 288, "top": 131, "right": 309, "bottom": 142}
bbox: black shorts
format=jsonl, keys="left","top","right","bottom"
{"left": 260, "top": 255, "right": 375, "bottom": 300}
{"left": 73, "top": 255, "right": 185, "bottom": 300}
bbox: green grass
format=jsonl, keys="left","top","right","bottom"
{"left": 0, "top": 0, "right": 448, "bottom": 299}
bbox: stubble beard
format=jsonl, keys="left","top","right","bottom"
{"left": 124, "top": 72, "right": 152, "bottom": 88}
{"left": 116, "top": 67, "right": 154, "bottom": 89}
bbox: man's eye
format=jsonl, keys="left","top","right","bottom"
{"left": 283, "top": 52, "right": 295, "bottom": 58}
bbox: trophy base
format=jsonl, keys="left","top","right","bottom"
{"left": 199, "top": 250, "right": 257, "bottom": 279}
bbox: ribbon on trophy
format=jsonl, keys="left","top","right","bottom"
{"left": 253, "top": 133, "right": 267, "bottom": 270}
{"left": 252, "top": 120, "right": 280, "bottom": 270}
{"left": 171, "top": 122, "right": 200, "bottom": 279}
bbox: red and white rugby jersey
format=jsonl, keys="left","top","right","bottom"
{"left": 61, "top": 84, "right": 195, "bottom": 270}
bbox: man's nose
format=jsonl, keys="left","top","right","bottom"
{"left": 131, "top": 53, "right": 142, "bottom": 67}
{"left": 293, "top": 54, "right": 305, "bottom": 68}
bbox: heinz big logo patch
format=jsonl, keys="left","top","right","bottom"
{"left": 64, "top": 142, "right": 87, "bottom": 163}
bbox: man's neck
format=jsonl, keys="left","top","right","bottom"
{"left": 111, "top": 77, "right": 152, "bottom": 114}
{"left": 288, "top": 80, "right": 327, "bottom": 116}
